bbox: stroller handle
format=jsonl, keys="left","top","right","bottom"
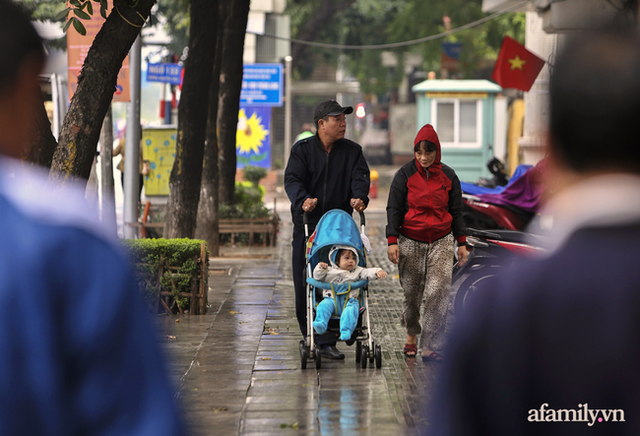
{"left": 303, "top": 210, "right": 366, "bottom": 238}
{"left": 303, "top": 211, "right": 309, "bottom": 237}
{"left": 358, "top": 211, "right": 365, "bottom": 228}
{"left": 306, "top": 277, "right": 368, "bottom": 292}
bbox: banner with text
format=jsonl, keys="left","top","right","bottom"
{"left": 67, "top": 0, "right": 130, "bottom": 102}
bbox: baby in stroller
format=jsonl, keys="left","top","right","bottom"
{"left": 312, "top": 245, "right": 387, "bottom": 341}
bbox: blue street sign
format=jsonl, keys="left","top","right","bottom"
{"left": 240, "top": 63, "right": 283, "bottom": 107}
{"left": 147, "top": 63, "right": 183, "bottom": 85}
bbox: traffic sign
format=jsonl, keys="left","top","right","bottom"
{"left": 147, "top": 63, "right": 183, "bottom": 85}
{"left": 240, "top": 63, "right": 283, "bottom": 107}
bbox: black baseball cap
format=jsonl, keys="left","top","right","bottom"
{"left": 313, "top": 100, "right": 353, "bottom": 123}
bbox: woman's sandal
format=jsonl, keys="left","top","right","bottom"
{"left": 421, "top": 351, "right": 444, "bottom": 362}
{"left": 403, "top": 343, "right": 418, "bottom": 357}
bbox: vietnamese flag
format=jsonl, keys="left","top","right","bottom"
{"left": 491, "top": 36, "right": 545, "bottom": 92}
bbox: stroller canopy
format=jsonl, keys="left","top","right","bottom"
{"left": 307, "top": 209, "right": 365, "bottom": 267}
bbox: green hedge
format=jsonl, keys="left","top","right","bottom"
{"left": 219, "top": 181, "right": 270, "bottom": 219}
{"left": 123, "top": 238, "right": 209, "bottom": 314}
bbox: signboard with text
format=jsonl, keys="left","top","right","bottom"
{"left": 147, "top": 63, "right": 183, "bottom": 85}
{"left": 67, "top": 0, "right": 129, "bottom": 102}
{"left": 240, "top": 64, "right": 283, "bottom": 107}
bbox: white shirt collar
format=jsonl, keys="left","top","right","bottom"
{"left": 532, "top": 173, "right": 640, "bottom": 254}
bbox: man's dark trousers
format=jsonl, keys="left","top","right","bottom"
{"left": 292, "top": 226, "right": 335, "bottom": 346}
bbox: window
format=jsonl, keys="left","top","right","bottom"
{"left": 432, "top": 99, "right": 482, "bottom": 147}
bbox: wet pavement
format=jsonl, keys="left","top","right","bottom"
{"left": 157, "top": 191, "right": 447, "bottom": 435}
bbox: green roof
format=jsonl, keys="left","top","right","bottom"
{"left": 412, "top": 79, "right": 502, "bottom": 93}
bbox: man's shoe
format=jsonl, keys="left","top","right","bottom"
{"left": 320, "top": 345, "right": 345, "bottom": 360}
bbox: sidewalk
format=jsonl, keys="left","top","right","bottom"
{"left": 157, "top": 188, "right": 444, "bottom": 435}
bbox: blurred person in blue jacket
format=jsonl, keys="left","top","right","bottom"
{"left": 0, "top": 1, "right": 185, "bottom": 434}
{"left": 430, "top": 24, "right": 640, "bottom": 436}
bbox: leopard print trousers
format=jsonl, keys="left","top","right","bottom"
{"left": 398, "top": 233, "right": 454, "bottom": 351}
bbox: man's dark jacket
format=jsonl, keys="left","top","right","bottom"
{"left": 285, "top": 134, "right": 370, "bottom": 231}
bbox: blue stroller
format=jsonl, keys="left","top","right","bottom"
{"left": 298, "top": 209, "right": 382, "bottom": 369}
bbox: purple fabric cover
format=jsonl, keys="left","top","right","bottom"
{"left": 477, "top": 158, "right": 548, "bottom": 213}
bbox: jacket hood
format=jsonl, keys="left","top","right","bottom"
{"left": 329, "top": 245, "right": 359, "bottom": 269}
{"left": 413, "top": 124, "right": 442, "bottom": 174}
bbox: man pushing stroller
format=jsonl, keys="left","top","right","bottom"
{"left": 312, "top": 245, "right": 387, "bottom": 341}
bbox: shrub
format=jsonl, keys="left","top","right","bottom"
{"left": 123, "top": 238, "right": 209, "bottom": 314}
{"left": 243, "top": 165, "right": 268, "bottom": 187}
{"left": 219, "top": 181, "right": 270, "bottom": 219}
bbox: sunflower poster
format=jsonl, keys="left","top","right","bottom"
{"left": 236, "top": 105, "right": 271, "bottom": 169}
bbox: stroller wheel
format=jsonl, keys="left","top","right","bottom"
{"left": 369, "top": 341, "right": 375, "bottom": 363}
{"left": 300, "top": 340, "right": 309, "bottom": 370}
{"left": 355, "top": 341, "right": 362, "bottom": 363}
{"left": 361, "top": 345, "right": 369, "bottom": 369}
{"left": 375, "top": 344, "right": 382, "bottom": 369}
{"left": 314, "top": 344, "right": 322, "bottom": 370}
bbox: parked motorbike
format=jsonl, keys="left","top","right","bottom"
{"left": 475, "top": 157, "right": 509, "bottom": 189}
{"left": 460, "top": 157, "right": 545, "bottom": 231}
{"left": 462, "top": 193, "right": 534, "bottom": 231}
{"left": 451, "top": 227, "right": 546, "bottom": 318}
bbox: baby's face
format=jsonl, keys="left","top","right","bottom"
{"left": 337, "top": 251, "right": 357, "bottom": 271}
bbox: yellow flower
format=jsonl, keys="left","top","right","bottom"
{"left": 236, "top": 109, "right": 268, "bottom": 154}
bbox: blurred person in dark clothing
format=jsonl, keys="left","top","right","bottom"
{"left": 0, "top": 1, "right": 185, "bottom": 434}
{"left": 430, "top": 24, "right": 640, "bottom": 435}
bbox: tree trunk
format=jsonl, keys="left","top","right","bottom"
{"left": 24, "top": 83, "right": 58, "bottom": 168}
{"left": 48, "top": 0, "right": 156, "bottom": 187}
{"left": 195, "top": 0, "right": 226, "bottom": 256}
{"left": 218, "top": 0, "right": 251, "bottom": 205}
{"left": 163, "top": 0, "right": 218, "bottom": 239}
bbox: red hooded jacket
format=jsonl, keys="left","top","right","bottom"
{"left": 386, "top": 124, "right": 467, "bottom": 245}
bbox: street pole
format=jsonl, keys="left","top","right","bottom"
{"left": 124, "top": 35, "right": 142, "bottom": 239}
{"left": 284, "top": 56, "right": 292, "bottom": 166}
{"left": 99, "top": 105, "right": 116, "bottom": 229}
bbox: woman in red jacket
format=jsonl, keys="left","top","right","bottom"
{"left": 386, "top": 124, "right": 469, "bottom": 361}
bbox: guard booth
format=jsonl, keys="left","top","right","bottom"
{"left": 411, "top": 80, "right": 504, "bottom": 183}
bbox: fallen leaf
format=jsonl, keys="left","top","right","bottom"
{"left": 261, "top": 357, "right": 271, "bottom": 360}
{"left": 279, "top": 422, "right": 299, "bottom": 429}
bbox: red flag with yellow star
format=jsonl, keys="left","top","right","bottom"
{"left": 491, "top": 36, "right": 545, "bottom": 92}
